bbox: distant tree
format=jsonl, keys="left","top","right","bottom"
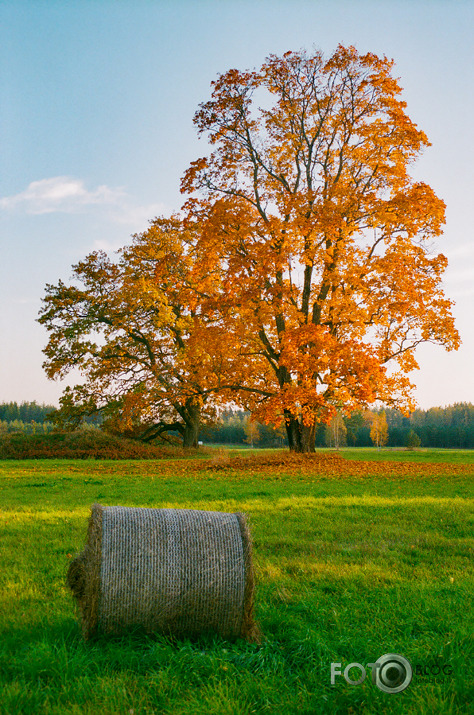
{"left": 243, "top": 415, "right": 261, "bottom": 447}
{"left": 344, "top": 411, "right": 365, "bottom": 446}
{"left": 269, "top": 423, "right": 289, "bottom": 448}
{"left": 370, "top": 411, "right": 389, "bottom": 448}
{"left": 0, "top": 403, "right": 20, "bottom": 422}
{"left": 406, "top": 429, "right": 421, "bottom": 449}
{"left": 7, "top": 419, "right": 25, "bottom": 434}
{"left": 325, "top": 410, "right": 347, "bottom": 448}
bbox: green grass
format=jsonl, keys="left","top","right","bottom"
{"left": 0, "top": 450, "right": 473, "bottom": 714}
{"left": 337, "top": 447, "right": 474, "bottom": 464}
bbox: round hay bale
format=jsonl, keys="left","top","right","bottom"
{"left": 67, "top": 504, "right": 259, "bottom": 642}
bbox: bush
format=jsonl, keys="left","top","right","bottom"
{"left": 0, "top": 429, "right": 176, "bottom": 459}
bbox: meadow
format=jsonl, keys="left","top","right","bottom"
{"left": 0, "top": 448, "right": 473, "bottom": 714}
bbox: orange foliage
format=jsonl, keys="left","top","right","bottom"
{"left": 181, "top": 45, "right": 459, "bottom": 451}
{"left": 120, "top": 452, "right": 473, "bottom": 480}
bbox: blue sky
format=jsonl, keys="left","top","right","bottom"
{"left": 1, "top": 0, "right": 473, "bottom": 409}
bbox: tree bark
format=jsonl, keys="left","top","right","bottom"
{"left": 284, "top": 411, "right": 316, "bottom": 453}
{"left": 300, "top": 423, "right": 316, "bottom": 453}
{"left": 182, "top": 400, "right": 201, "bottom": 448}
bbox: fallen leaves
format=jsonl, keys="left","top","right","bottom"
{"left": 132, "top": 451, "right": 473, "bottom": 480}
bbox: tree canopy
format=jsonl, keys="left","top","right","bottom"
{"left": 39, "top": 217, "right": 237, "bottom": 446}
{"left": 39, "top": 45, "right": 459, "bottom": 451}
{"left": 182, "top": 44, "right": 459, "bottom": 450}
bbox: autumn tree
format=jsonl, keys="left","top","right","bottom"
{"left": 370, "top": 410, "right": 389, "bottom": 448}
{"left": 182, "top": 44, "right": 459, "bottom": 452}
{"left": 325, "top": 409, "right": 347, "bottom": 449}
{"left": 38, "top": 217, "right": 235, "bottom": 448}
{"left": 243, "top": 414, "right": 261, "bottom": 447}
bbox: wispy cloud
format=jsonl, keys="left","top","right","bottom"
{"left": 0, "top": 177, "right": 126, "bottom": 214}
{"left": 112, "top": 201, "right": 170, "bottom": 227}
{"left": 0, "top": 176, "right": 169, "bottom": 226}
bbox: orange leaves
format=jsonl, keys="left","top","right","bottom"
{"left": 176, "top": 45, "right": 459, "bottom": 450}
{"left": 152, "top": 451, "right": 473, "bottom": 480}
{"left": 181, "top": 157, "right": 209, "bottom": 194}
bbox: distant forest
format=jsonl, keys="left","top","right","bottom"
{"left": 0, "top": 401, "right": 55, "bottom": 432}
{"left": 0, "top": 402, "right": 96, "bottom": 435}
{"left": 202, "top": 403, "right": 474, "bottom": 449}
{"left": 1, "top": 401, "right": 473, "bottom": 449}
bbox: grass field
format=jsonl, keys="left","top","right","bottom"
{"left": 1, "top": 448, "right": 473, "bottom": 714}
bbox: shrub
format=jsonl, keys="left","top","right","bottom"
{"left": 0, "top": 429, "right": 176, "bottom": 459}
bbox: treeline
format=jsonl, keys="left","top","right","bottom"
{"left": 385, "top": 403, "right": 474, "bottom": 449}
{"left": 2, "top": 401, "right": 473, "bottom": 449}
{"left": 0, "top": 402, "right": 103, "bottom": 436}
{"left": 0, "top": 401, "right": 55, "bottom": 423}
{"left": 203, "top": 403, "right": 474, "bottom": 449}
{"left": 0, "top": 401, "right": 56, "bottom": 435}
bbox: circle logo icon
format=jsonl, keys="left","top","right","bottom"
{"left": 372, "top": 653, "right": 412, "bottom": 693}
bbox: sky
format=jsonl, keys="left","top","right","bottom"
{"left": 1, "top": 0, "right": 473, "bottom": 410}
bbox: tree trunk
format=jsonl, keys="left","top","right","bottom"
{"left": 285, "top": 413, "right": 299, "bottom": 451}
{"left": 182, "top": 400, "right": 201, "bottom": 448}
{"left": 300, "top": 423, "right": 316, "bottom": 453}
{"left": 284, "top": 412, "right": 316, "bottom": 453}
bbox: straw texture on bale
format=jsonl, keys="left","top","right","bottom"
{"left": 67, "top": 504, "right": 259, "bottom": 642}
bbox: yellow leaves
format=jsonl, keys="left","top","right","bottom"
{"left": 324, "top": 245, "right": 335, "bottom": 262}
{"left": 369, "top": 411, "right": 389, "bottom": 447}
